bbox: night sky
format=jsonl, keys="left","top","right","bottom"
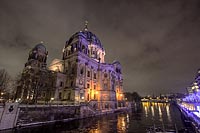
{"left": 0, "top": 0, "right": 200, "bottom": 96}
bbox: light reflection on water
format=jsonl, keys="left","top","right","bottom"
{"left": 8, "top": 102, "right": 186, "bottom": 133}
{"left": 151, "top": 106, "right": 155, "bottom": 117}
{"left": 166, "top": 104, "right": 172, "bottom": 122}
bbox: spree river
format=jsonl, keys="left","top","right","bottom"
{"left": 5, "top": 102, "right": 190, "bottom": 133}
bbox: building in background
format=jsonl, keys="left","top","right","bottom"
{"left": 16, "top": 23, "right": 124, "bottom": 110}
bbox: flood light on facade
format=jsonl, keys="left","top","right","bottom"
{"left": 51, "top": 97, "right": 54, "bottom": 101}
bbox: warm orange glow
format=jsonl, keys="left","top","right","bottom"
{"left": 117, "top": 115, "right": 127, "bottom": 132}
{"left": 181, "top": 102, "right": 196, "bottom": 111}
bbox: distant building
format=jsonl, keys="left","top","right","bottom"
{"left": 186, "top": 69, "right": 200, "bottom": 95}
{"left": 16, "top": 23, "right": 124, "bottom": 109}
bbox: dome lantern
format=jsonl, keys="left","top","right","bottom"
{"left": 63, "top": 22, "right": 105, "bottom": 63}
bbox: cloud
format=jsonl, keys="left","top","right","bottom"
{"left": 0, "top": 0, "right": 200, "bottom": 96}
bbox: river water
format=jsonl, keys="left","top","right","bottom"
{"left": 4, "top": 102, "right": 191, "bottom": 133}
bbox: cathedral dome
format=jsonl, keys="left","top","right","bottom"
{"left": 63, "top": 22, "right": 106, "bottom": 63}
{"left": 27, "top": 42, "right": 48, "bottom": 64}
{"left": 65, "top": 30, "right": 104, "bottom": 50}
{"left": 33, "top": 43, "right": 47, "bottom": 53}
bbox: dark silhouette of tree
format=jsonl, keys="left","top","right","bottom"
{"left": 132, "top": 92, "right": 141, "bottom": 102}
{"left": 124, "top": 92, "right": 141, "bottom": 102}
{"left": 0, "top": 69, "right": 11, "bottom": 96}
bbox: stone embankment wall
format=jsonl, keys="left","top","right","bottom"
{"left": 0, "top": 103, "right": 131, "bottom": 130}
{"left": 0, "top": 103, "right": 97, "bottom": 130}
{"left": 18, "top": 105, "right": 80, "bottom": 125}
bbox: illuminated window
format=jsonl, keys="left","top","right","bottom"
{"left": 72, "top": 67, "right": 75, "bottom": 74}
{"left": 67, "top": 92, "right": 71, "bottom": 100}
{"left": 80, "top": 68, "right": 84, "bottom": 75}
{"left": 71, "top": 81, "right": 73, "bottom": 87}
{"left": 94, "top": 73, "right": 97, "bottom": 79}
{"left": 104, "top": 83, "right": 108, "bottom": 90}
{"left": 104, "top": 73, "right": 108, "bottom": 78}
{"left": 80, "top": 93, "right": 84, "bottom": 99}
{"left": 87, "top": 93, "right": 89, "bottom": 101}
{"left": 92, "top": 51, "right": 95, "bottom": 55}
{"left": 82, "top": 45, "right": 85, "bottom": 53}
{"left": 59, "top": 92, "right": 62, "bottom": 99}
{"left": 87, "top": 71, "right": 90, "bottom": 77}
{"left": 87, "top": 83, "right": 90, "bottom": 88}
{"left": 60, "top": 81, "right": 63, "bottom": 87}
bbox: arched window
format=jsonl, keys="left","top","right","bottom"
{"left": 85, "top": 48, "right": 88, "bottom": 54}
{"left": 71, "top": 81, "right": 73, "bottom": 87}
{"left": 80, "top": 68, "right": 84, "bottom": 75}
{"left": 104, "top": 73, "right": 108, "bottom": 78}
{"left": 68, "top": 50, "right": 71, "bottom": 55}
{"left": 71, "top": 45, "right": 74, "bottom": 53}
{"left": 87, "top": 49, "right": 90, "bottom": 55}
{"left": 82, "top": 45, "right": 85, "bottom": 53}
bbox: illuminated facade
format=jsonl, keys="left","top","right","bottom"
{"left": 16, "top": 24, "right": 124, "bottom": 109}
{"left": 179, "top": 69, "right": 200, "bottom": 121}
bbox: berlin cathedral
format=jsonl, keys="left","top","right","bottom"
{"left": 16, "top": 23, "right": 125, "bottom": 110}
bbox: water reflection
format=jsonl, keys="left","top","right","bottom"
{"left": 144, "top": 106, "right": 148, "bottom": 117}
{"left": 166, "top": 104, "right": 172, "bottom": 122}
{"left": 151, "top": 106, "right": 155, "bottom": 117}
{"left": 158, "top": 105, "right": 162, "bottom": 122}
{"left": 10, "top": 102, "right": 186, "bottom": 133}
{"left": 140, "top": 102, "right": 185, "bottom": 130}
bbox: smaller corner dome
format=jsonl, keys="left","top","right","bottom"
{"left": 33, "top": 43, "right": 47, "bottom": 53}
{"left": 112, "top": 60, "right": 121, "bottom": 65}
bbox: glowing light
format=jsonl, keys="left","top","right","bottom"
{"left": 51, "top": 97, "right": 54, "bottom": 101}
{"left": 192, "top": 86, "right": 195, "bottom": 90}
{"left": 126, "top": 114, "right": 129, "bottom": 123}
{"left": 15, "top": 98, "right": 21, "bottom": 103}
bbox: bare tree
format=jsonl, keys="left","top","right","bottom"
{"left": 0, "top": 69, "right": 11, "bottom": 93}
{"left": 0, "top": 69, "right": 12, "bottom": 100}
{"left": 6, "top": 73, "right": 22, "bottom": 100}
